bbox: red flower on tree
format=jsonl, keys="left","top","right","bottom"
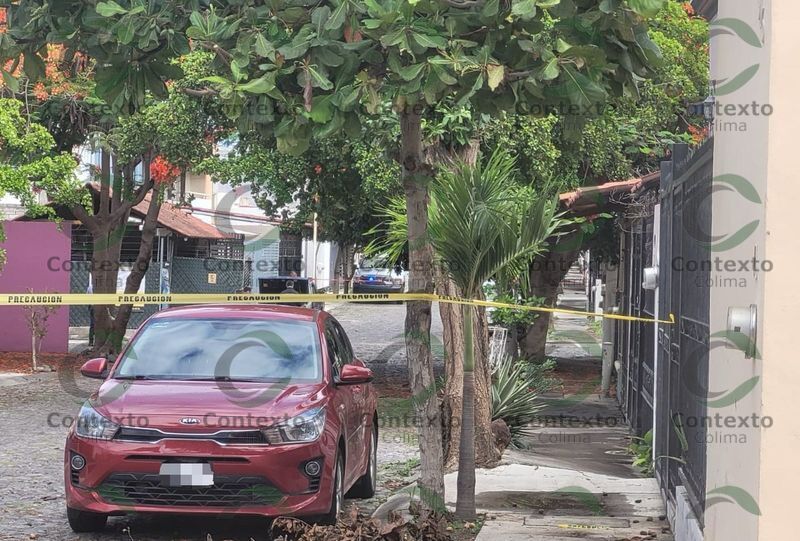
{"left": 150, "top": 156, "right": 181, "bottom": 184}
{"left": 687, "top": 124, "right": 708, "bottom": 145}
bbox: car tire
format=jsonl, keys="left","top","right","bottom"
{"left": 347, "top": 423, "right": 377, "bottom": 499}
{"left": 319, "top": 452, "right": 344, "bottom": 525}
{"left": 67, "top": 506, "right": 108, "bottom": 533}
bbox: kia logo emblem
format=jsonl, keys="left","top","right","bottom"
{"left": 179, "top": 417, "right": 201, "bottom": 425}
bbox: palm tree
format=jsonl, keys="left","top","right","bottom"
{"left": 366, "top": 149, "right": 563, "bottom": 518}
{"left": 428, "top": 149, "right": 563, "bottom": 519}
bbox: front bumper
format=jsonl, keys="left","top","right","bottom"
{"left": 65, "top": 431, "right": 335, "bottom": 518}
{"left": 352, "top": 282, "right": 404, "bottom": 294}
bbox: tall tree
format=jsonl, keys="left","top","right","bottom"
{"left": 0, "top": 0, "right": 667, "bottom": 513}
{"left": 0, "top": 96, "right": 81, "bottom": 253}
{"left": 515, "top": 0, "right": 709, "bottom": 359}
{"left": 201, "top": 132, "right": 400, "bottom": 290}
{"left": 372, "top": 151, "right": 563, "bottom": 517}
{"left": 429, "top": 150, "right": 561, "bottom": 517}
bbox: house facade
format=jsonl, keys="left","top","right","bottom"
{"left": 599, "top": 2, "right": 798, "bottom": 540}
{"left": 182, "top": 171, "right": 340, "bottom": 292}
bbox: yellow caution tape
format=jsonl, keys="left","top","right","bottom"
{"left": 0, "top": 292, "right": 675, "bottom": 325}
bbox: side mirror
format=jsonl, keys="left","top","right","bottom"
{"left": 338, "top": 364, "right": 373, "bottom": 385}
{"left": 80, "top": 358, "right": 108, "bottom": 379}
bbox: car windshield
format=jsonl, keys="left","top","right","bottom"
{"left": 113, "top": 318, "right": 322, "bottom": 382}
{"left": 360, "top": 257, "right": 390, "bottom": 269}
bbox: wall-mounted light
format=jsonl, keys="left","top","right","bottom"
{"left": 642, "top": 267, "right": 659, "bottom": 290}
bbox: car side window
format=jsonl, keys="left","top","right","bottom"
{"left": 325, "top": 325, "right": 343, "bottom": 377}
{"left": 330, "top": 319, "right": 353, "bottom": 364}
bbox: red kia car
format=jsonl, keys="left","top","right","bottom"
{"left": 64, "top": 305, "right": 378, "bottom": 533}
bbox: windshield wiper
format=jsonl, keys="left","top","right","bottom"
{"left": 181, "top": 375, "right": 265, "bottom": 382}
{"left": 114, "top": 375, "right": 267, "bottom": 382}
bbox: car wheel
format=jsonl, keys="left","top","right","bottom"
{"left": 67, "top": 506, "right": 107, "bottom": 533}
{"left": 347, "top": 423, "right": 377, "bottom": 498}
{"left": 319, "top": 452, "right": 344, "bottom": 525}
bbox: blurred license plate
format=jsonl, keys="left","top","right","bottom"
{"left": 159, "top": 463, "right": 214, "bottom": 487}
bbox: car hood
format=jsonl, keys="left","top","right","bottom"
{"left": 91, "top": 379, "right": 328, "bottom": 431}
{"left": 357, "top": 268, "right": 400, "bottom": 278}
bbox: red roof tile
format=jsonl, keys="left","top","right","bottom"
{"left": 86, "top": 183, "right": 228, "bottom": 239}
{"left": 559, "top": 171, "right": 660, "bottom": 216}
{"left": 133, "top": 191, "right": 229, "bottom": 239}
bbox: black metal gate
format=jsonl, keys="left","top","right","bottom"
{"left": 623, "top": 216, "right": 657, "bottom": 436}
{"left": 656, "top": 141, "right": 712, "bottom": 525}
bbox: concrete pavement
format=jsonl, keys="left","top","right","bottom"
{"left": 449, "top": 288, "right": 672, "bottom": 540}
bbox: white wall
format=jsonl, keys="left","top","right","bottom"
{"left": 705, "top": 1, "right": 770, "bottom": 540}
{"left": 758, "top": 1, "right": 800, "bottom": 538}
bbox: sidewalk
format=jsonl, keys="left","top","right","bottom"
{"left": 445, "top": 287, "right": 672, "bottom": 540}
{"left": 68, "top": 326, "right": 137, "bottom": 354}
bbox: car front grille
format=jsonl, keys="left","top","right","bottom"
{"left": 114, "top": 427, "right": 269, "bottom": 445}
{"left": 98, "top": 473, "right": 282, "bottom": 507}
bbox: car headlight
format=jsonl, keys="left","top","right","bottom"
{"left": 75, "top": 403, "right": 119, "bottom": 440}
{"left": 262, "top": 407, "right": 326, "bottom": 444}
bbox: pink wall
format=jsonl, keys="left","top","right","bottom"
{"left": 0, "top": 221, "right": 71, "bottom": 353}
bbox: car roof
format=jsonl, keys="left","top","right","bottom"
{"left": 150, "top": 304, "right": 322, "bottom": 323}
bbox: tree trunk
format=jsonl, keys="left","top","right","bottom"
{"left": 520, "top": 230, "right": 583, "bottom": 360}
{"left": 109, "top": 189, "right": 163, "bottom": 349}
{"left": 437, "top": 275, "right": 464, "bottom": 469}
{"left": 88, "top": 154, "right": 152, "bottom": 356}
{"left": 336, "top": 243, "right": 355, "bottom": 294}
{"left": 343, "top": 244, "right": 356, "bottom": 294}
{"left": 90, "top": 150, "right": 124, "bottom": 356}
{"left": 504, "top": 325, "right": 519, "bottom": 358}
{"left": 438, "top": 274, "right": 498, "bottom": 469}
{"left": 333, "top": 244, "right": 344, "bottom": 293}
{"left": 31, "top": 332, "right": 38, "bottom": 372}
{"left": 472, "top": 302, "right": 497, "bottom": 465}
{"left": 455, "top": 303, "right": 476, "bottom": 519}
{"left": 400, "top": 107, "right": 444, "bottom": 515}
{"left": 90, "top": 220, "right": 126, "bottom": 355}
{"left": 429, "top": 138, "right": 496, "bottom": 471}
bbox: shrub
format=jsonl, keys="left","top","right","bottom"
{"left": 491, "top": 355, "right": 555, "bottom": 440}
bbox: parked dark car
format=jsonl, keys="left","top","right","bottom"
{"left": 65, "top": 305, "right": 377, "bottom": 532}
{"left": 352, "top": 257, "right": 405, "bottom": 294}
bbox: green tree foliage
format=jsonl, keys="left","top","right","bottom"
{"left": 201, "top": 134, "right": 400, "bottom": 250}
{"left": 481, "top": 114, "right": 563, "bottom": 188}
{"left": 479, "top": 1, "right": 709, "bottom": 192}
{"left": 0, "top": 98, "right": 81, "bottom": 216}
{"left": 2, "top": 0, "right": 665, "bottom": 152}
{"left": 578, "top": 0, "right": 709, "bottom": 181}
{"left": 0, "top": 97, "right": 81, "bottom": 268}
{"left": 112, "top": 90, "right": 217, "bottom": 169}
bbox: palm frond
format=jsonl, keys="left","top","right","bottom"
{"left": 367, "top": 148, "right": 566, "bottom": 294}
{"left": 364, "top": 195, "right": 408, "bottom": 262}
{"left": 429, "top": 148, "right": 565, "bottom": 296}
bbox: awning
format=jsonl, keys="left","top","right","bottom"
{"left": 559, "top": 171, "right": 660, "bottom": 217}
